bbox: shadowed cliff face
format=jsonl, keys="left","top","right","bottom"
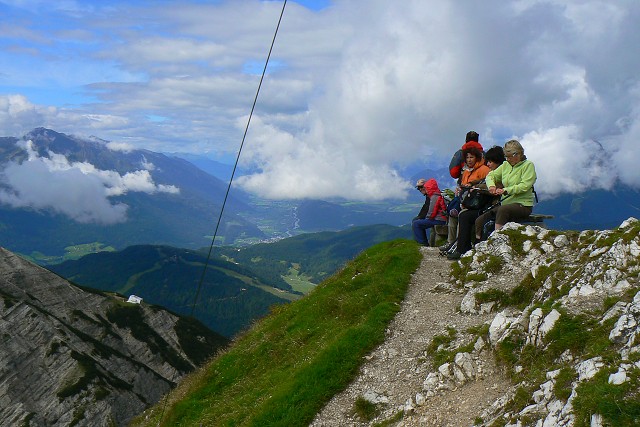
{"left": 0, "top": 247, "right": 228, "bottom": 427}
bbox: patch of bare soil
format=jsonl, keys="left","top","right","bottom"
{"left": 310, "top": 247, "right": 513, "bottom": 427}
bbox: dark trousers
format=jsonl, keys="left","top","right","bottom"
{"left": 456, "top": 208, "right": 481, "bottom": 254}
{"left": 475, "top": 203, "right": 533, "bottom": 238}
{"left": 412, "top": 218, "right": 446, "bottom": 245}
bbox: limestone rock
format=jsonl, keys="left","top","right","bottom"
{"left": 0, "top": 247, "right": 227, "bottom": 426}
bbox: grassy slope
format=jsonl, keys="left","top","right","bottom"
{"left": 130, "top": 238, "right": 422, "bottom": 427}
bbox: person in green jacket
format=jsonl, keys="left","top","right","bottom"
{"left": 447, "top": 139, "right": 537, "bottom": 260}
{"left": 479, "top": 139, "right": 537, "bottom": 233}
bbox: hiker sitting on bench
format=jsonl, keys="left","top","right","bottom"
{"left": 448, "top": 139, "right": 537, "bottom": 260}
{"left": 412, "top": 178, "right": 447, "bottom": 247}
{"left": 439, "top": 145, "right": 490, "bottom": 254}
{"left": 477, "top": 138, "right": 537, "bottom": 232}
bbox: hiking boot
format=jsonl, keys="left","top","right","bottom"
{"left": 446, "top": 251, "right": 461, "bottom": 260}
{"left": 439, "top": 241, "right": 454, "bottom": 253}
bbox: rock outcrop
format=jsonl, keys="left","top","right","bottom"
{"left": 421, "top": 218, "right": 640, "bottom": 426}
{"left": 312, "top": 217, "right": 640, "bottom": 426}
{"left": 0, "top": 247, "right": 228, "bottom": 426}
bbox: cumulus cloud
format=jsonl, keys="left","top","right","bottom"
{"left": 520, "top": 126, "right": 612, "bottom": 196}
{"left": 106, "top": 141, "right": 134, "bottom": 153}
{"left": 0, "top": 95, "right": 55, "bottom": 136}
{"left": 2, "top": 0, "right": 640, "bottom": 202}
{"left": 235, "top": 0, "right": 640, "bottom": 200}
{"left": 0, "top": 140, "right": 179, "bottom": 224}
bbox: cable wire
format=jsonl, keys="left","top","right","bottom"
{"left": 156, "top": 3, "right": 288, "bottom": 425}
{"left": 189, "top": 0, "right": 288, "bottom": 316}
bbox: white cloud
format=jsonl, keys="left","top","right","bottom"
{"left": 139, "top": 155, "right": 155, "bottom": 171}
{"left": 1, "top": 0, "right": 640, "bottom": 202}
{"left": 0, "top": 140, "right": 179, "bottom": 224}
{"left": 106, "top": 141, "right": 134, "bottom": 152}
{"left": 520, "top": 126, "right": 612, "bottom": 197}
{"left": 0, "top": 95, "right": 55, "bottom": 136}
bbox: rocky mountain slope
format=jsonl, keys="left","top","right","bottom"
{"left": 0, "top": 247, "right": 228, "bottom": 426}
{"left": 311, "top": 218, "right": 640, "bottom": 426}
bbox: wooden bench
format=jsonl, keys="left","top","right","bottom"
{"left": 519, "top": 213, "right": 554, "bottom": 228}
{"left": 482, "top": 213, "right": 555, "bottom": 241}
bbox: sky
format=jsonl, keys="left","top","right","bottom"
{"left": 1, "top": 0, "right": 640, "bottom": 208}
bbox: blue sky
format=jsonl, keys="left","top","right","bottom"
{"left": 1, "top": 0, "right": 640, "bottom": 204}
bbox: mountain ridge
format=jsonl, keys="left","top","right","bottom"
{"left": 0, "top": 246, "right": 228, "bottom": 426}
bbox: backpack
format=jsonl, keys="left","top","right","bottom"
{"left": 445, "top": 195, "right": 461, "bottom": 218}
{"left": 434, "top": 194, "right": 447, "bottom": 219}
{"left": 460, "top": 188, "right": 493, "bottom": 211}
{"left": 448, "top": 149, "right": 464, "bottom": 179}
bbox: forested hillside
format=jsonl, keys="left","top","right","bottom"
{"left": 50, "top": 224, "right": 412, "bottom": 337}
{"left": 216, "top": 223, "right": 412, "bottom": 284}
{"left": 49, "top": 245, "right": 294, "bottom": 338}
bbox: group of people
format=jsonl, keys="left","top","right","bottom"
{"left": 411, "top": 131, "right": 537, "bottom": 260}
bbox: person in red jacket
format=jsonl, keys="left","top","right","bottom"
{"left": 449, "top": 131, "right": 484, "bottom": 180}
{"left": 412, "top": 178, "right": 447, "bottom": 246}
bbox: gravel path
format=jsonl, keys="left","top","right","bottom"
{"left": 310, "top": 247, "right": 512, "bottom": 427}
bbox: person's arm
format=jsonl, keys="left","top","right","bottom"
{"left": 486, "top": 164, "right": 504, "bottom": 194}
{"left": 415, "top": 197, "right": 430, "bottom": 219}
{"left": 504, "top": 161, "right": 537, "bottom": 195}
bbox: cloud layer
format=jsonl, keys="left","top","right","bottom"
{"left": 0, "top": 141, "right": 179, "bottom": 223}
{"left": 1, "top": 0, "right": 640, "bottom": 202}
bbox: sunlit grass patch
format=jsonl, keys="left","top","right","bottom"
{"left": 130, "top": 239, "right": 421, "bottom": 427}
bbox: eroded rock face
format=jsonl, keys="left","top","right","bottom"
{"left": 0, "top": 247, "right": 228, "bottom": 426}
{"left": 447, "top": 218, "right": 640, "bottom": 427}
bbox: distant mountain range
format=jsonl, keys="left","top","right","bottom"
{"left": 534, "top": 187, "right": 640, "bottom": 231}
{"left": 1, "top": 128, "right": 638, "bottom": 265}
{"left": 0, "top": 128, "right": 263, "bottom": 261}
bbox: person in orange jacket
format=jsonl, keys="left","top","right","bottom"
{"left": 440, "top": 145, "right": 491, "bottom": 252}
{"left": 448, "top": 130, "right": 484, "bottom": 180}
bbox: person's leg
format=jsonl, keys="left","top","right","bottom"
{"left": 475, "top": 209, "right": 496, "bottom": 240}
{"left": 412, "top": 219, "right": 429, "bottom": 245}
{"left": 453, "top": 210, "right": 479, "bottom": 255}
{"left": 423, "top": 219, "right": 446, "bottom": 245}
{"left": 447, "top": 216, "right": 458, "bottom": 244}
{"left": 495, "top": 204, "right": 533, "bottom": 230}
